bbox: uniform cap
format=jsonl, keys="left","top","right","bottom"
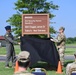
{"left": 59, "top": 27, "right": 65, "bottom": 31}
{"left": 5, "top": 26, "right": 11, "bottom": 30}
{"left": 18, "top": 51, "right": 30, "bottom": 62}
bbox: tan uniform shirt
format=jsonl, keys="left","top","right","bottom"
{"left": 54, "top": 33, "right": 66, "bottom": 49}
{"left": 66, "top": 62, "right": 76, "bottom": 75}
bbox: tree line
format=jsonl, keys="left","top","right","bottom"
{"left": 6, "top": 0, "right": 59, "bottom": 37}
{"left": 66, "top": 37, "right": 76, "bottom": 44}
{"left": 7, "top": 0, "right": 76, "bottom": 43}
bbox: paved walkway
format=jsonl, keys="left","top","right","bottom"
{"left": 0, "top": 55, "right": 75, "bottom": 62}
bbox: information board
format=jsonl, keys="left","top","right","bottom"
{"left": 22, "top": 14, "right": 49, "bottom": 37}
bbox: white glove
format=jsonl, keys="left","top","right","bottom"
{"left": 50, "top": 39, "right": 54, "bottom": 41}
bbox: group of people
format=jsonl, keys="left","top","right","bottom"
{"left": 4, "top": 25, "right": 66, "bottom": 68}
{"left": 4, "top": 25, "right": 76, "bottom": 75}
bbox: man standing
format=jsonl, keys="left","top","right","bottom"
{"left": 4, "top": 25, "right": 18, "bottom": 68}
{"left": 14, "top": 51, "right": 34, "bottom": 75}
{"left": 50, "top": 27, "right": 66, "bottom": 67}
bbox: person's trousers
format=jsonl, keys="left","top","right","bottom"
{"left": 5, "top": 45, "right": 16, "bottom": 66}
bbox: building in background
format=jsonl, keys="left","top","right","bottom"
{"left": 0, "top": 36, "right": 6, "bottom": 47}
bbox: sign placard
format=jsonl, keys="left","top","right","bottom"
{"left": 22, "top": 14, "right": 49, "bottom": 37}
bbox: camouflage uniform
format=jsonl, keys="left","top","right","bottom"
{"left": 52, "top": 27, "right": 66, "bottom": 66}
{"left": 66, "top": 62, "right": 76, "bottom": 75}
{"left": 14, "top": 71, "right": 34, "bottom": 75}
{"left": 14, "top": 51, "right": 35, "bottom": 75}
{"left": 56, "top": 32, "right": 66, "bottom": 66}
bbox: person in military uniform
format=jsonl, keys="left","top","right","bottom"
{"left": 66, "top": 54, "right": 76, "bottom": 75}
{"left": 50, "top": 27, "right": 66, "bottom": 67}
{"left": 13, "top": 51, "right": 34, "bottom": 75}
{"left": 4, "top": 26, "right": 18, "bottom": 68}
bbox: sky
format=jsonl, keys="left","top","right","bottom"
{"left": 0, "top": 0, "right": 76, "bottom": 38}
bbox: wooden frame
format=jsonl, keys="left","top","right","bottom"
{"left": 22, "top": 14, "right": 50, "bottom": 37}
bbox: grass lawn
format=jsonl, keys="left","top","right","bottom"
{"left": 65, "top": 48, "right": 76, "bottom": 55}
{"left": 0, "top": 60, "right": 74, "bottom": 75}
{"left": 0, "top": 44, "right": 76, "bottom": 75}
{"left": 0, "top": 44, "right": 76, "bottom": 55}
{"left": 0, "top": 45, "right": 21, "bottom": 55}
{"left": 66, "top": 43, "right": 76, "bottom": 46}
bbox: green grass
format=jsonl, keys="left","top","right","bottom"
{"left": 0, "top": 60, "right": 74, "bottom": 75}
{"left": 0, "top": 44, "right": 76, "bottom": 55}
{"left": 66, "top": 43, "right": 76, "bottom": 46}
{"left": 0, "top": 44, "right": 75, "bottom": 75}
{"left": 0, "top": 45, "right": 21, "bottom": 55}
{"left": 65, "top": 48, "right": 76, "bottom": 55}
{"left": 0, "top": 62, "right": 14, "bottom": 75}
{"left": 0, "top": 62, "right": 65, "bottom": 75}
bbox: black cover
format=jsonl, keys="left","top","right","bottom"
{"left": 20, "top": 36, "right": 59, "bottom": 68}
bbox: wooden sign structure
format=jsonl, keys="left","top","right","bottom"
{"left": 22, "top": 14, "right": 50, "bottom": 37}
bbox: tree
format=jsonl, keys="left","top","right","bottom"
{"left": 66, "top": 37, "right": 76, "bottom": 44}
{"left": 6, "top": 0, "right": 59, "bottom": 37}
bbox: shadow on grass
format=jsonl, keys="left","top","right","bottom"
{"left": 30, "top": 62, "right": 57, "bottom": 71}
{"left": 30, "top": 60, "right": 74, "bottom": 72}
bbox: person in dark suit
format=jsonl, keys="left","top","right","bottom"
{"left": 4, "top": 26, "right": 18, "bottom": 68}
